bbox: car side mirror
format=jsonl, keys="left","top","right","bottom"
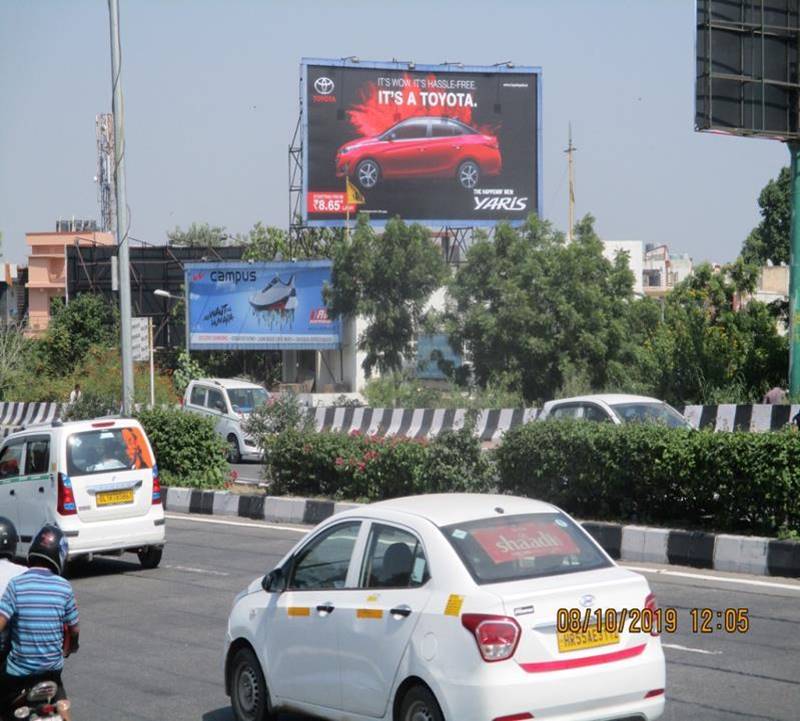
{"left": 262, "top": 567, "right": 285, "bottom": 593}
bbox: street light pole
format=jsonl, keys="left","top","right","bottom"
{"left": 108, "top": 0, "right": 134, "bottom": 414}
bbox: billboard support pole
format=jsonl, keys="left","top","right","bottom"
{"left": 788, "top": 141, "right": 800, "bottom": 398}
{"left": 107, "top": 0, "right": 134, "bottom": 415}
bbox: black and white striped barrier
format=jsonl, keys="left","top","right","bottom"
{"left": 311, "top": 407, "right": 538, "bottom": 442}
{"left": 0, "top": 402, "right": 797, "bottom": 442}
{"left": 163, "top": 487, "right": 800, "bottom": 578}
{"left": 311, "top": 404, "right": 800, "bottom": 439}
{"left": 0, "top": 402, "right": 63, "bottom": 437}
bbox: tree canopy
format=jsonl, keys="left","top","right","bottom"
{"left": 446, "top": 215, "right": 638, "bottom": 403}
{"left": 741, "top": 166, "right": 791, "bottom": 265}
{"left": 325, "top": 215, "right": 447, "bottom": 375}
{"left": 168, "top": 222, "right": 228, "bottom": 248}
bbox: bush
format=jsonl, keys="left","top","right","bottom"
{"left": 137, "top": 407, "right": 228, "bottom": 488}
{"left": 495, "top": 421, "right": 800, "bottom": 536}
{"left": 265, "top": 425, "right": 493, "bottom": 501}
{"left": 62, "top": 391, "right": 119, "bottom": 421}
{"left": 243, "top": 392, "right": 311, "bottom": 442}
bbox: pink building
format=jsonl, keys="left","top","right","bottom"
{"left": 25, "top": 230, "right": 114, "bottom": 334}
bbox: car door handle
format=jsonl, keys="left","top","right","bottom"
{"left": 9, "top": 489, "right": 14, "bottom": 496}
{"left": 390, "top": 605, "right": 412, "bottom": 618}
{"left": 316, "top": 603, "right": 335, "bottom": 615}
{"left": 38, "top": 486, "right": 45, "bottom": 493}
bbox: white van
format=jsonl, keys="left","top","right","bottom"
{"left": 182, "top": 378, "right": 269, "bottom": 463}
{"left": 0, "top": 418, "right": 165, "bottom": 569}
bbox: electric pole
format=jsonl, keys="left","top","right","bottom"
{"left": 565, "top": 124, "right": 576, "bottom": 242}
{"left": 108, "top": 0, "right": 134, "bottom": 414}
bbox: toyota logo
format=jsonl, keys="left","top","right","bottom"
{"left": 314, "top": 77, "right": 334, "bottom": 95}
{"left": 579, "top": 594, "right": 595, "bottom": 608}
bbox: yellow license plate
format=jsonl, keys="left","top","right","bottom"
{"left": 557, "top": 628, "right": 620, "bottom": 653}
{"left": 96, "top": 489, "right": 134, "bottom": 507}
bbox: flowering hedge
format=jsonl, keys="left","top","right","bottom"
{"left": 265, "top": 427, "right": 494, "bottom": 501}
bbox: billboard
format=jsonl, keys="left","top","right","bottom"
{"left": 696, "top": 0, "right": 800, "bottom": 140}
{"left": 302, "top": 58, "right": 541, "bottom": 226}
{"left": 185, "top": 261, "right": 340, "bottom": 350}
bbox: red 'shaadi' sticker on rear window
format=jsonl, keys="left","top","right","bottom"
{"left": 471, "top": 522, "right": 579, "bottom": 563}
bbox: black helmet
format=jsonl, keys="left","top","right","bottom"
{"left": 0, "top": 516, "right": 18, "bottom": 560}
{"left": 28, "top": 524, "right": 68, "bottom": 575}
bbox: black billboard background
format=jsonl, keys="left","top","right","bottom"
{"left": 304, "top": 62, "right": 539, "bottom": 224}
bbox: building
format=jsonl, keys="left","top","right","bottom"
{"left": 26, "top": 224, "right": 114, "bottom": 334}
{"left": 642, "top": 243, "right": 693, "bottom": 297}
{"left": 602, "top": 241, "right": 644, "bottom": 295}
{"left": 754, "top": 265, "right": 789, "bottom": 305}
{"left": 0, "top": 263, "right": 26, "bottom": 327}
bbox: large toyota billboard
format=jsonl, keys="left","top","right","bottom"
{"left": 302, "top": 58, "right": 541, "bottom": 226}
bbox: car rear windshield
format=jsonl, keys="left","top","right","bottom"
{"left": 441, "top": 512, "right": 611, "bottom": 585}
{"left": 67, "top": 427, "right": 154, "bottom": 477}
{"left": 227, "top": 388, "right": 269, "bottom": 413}
{"left": 610, "top": 402, "right": 689, "bottom": 428}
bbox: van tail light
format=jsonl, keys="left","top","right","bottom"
{"left": 644, "top": 688, "right": 665, "bottom": 699}
{"left": 461, "top": 614, "right": 521, "bottom": 662}
{"left": 494, "top": 714, "right": 534, "bottom": 721}
{"left": 645, "top": 592, "right": 659, "bottom": 636}
{"left": 152, "top": 466, "right": 162, "bottom": 505}
{"left": 57, "top": 473, "right": 77, "bottom": 515}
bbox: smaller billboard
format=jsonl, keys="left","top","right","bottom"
{"left": 185, "top": 261, "right": 339, "bottom": 350}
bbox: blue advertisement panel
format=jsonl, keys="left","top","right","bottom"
{"left": 185, "top": 261, "right": 340, "bottom": 350}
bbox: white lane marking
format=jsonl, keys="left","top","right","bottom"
{"left": 165, "top": 512, "right": 308, "bottom": 534}
{"left": 662, "top": 643, "right": 722, "bottom": 656}
{"left": 622, "top": 565, "right": 800, "bottom": 593}
{"left": 165, "top": 564, "right": 230, "bottom": 577}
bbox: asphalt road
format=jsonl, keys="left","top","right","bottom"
{"left": 59, "top": 514, "right": 800, "bottom": 721}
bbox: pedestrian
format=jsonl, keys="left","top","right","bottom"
{"left": 762, "top": 386, "right": 787, "bottom": 404}
{"left": 68, "top": 383, "right": 82, "bottom": 405}
{"left": 0, "top": 517, "right": 26, "bottom": 672}
{"left": 0, "top": 525, "right": 79, "bottom": 721}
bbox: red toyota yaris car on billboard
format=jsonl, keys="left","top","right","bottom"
{"left": 336, "top": 116, "right": 502, "bottom": 191}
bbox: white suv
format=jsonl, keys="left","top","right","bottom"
{"left": 182, "top": 378, "right": 269, "bottom": 463}
{"left": 0, "top": 417, "right": 165, "bottom": 569}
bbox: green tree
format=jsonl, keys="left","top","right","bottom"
{"left": 168, "top": 222, "right": 228, "bottom": 247}
{"left": 635, "top": 262, "right": 787, "bottom": 404}
{"left": 40, "top": 294, "right": 118, "bottom": 375}
{"left": 325, "top": 215, "right": 447, "bottom": 375}
{"left": 446, "top": 214, "right": 639, "bottom": 403}
{"left": 742, "top": 166, "right": 791, "bottom": 265}
{"left": 237, "top": 222, "right": 289, "bottom": 261}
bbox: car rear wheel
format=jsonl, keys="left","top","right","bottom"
{"left": 457, "top": 160, "right": 480, "bottom": 189}
{"left": 231, "top": 647, "right": 274, "bottom": 721}
{"left": 356, "top": 159, "right": 380, "bottom": 189}
{"left": 399, "top": 685, "right": 444, "bottom": 721}
{"left": 138, "top": 546, "right": 162, "bottom": 569}
{"left": 227, "top": 434, "right": 242, "bottom": 464}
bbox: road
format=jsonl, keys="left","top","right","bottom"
{"left": 61, "top": 514, "right": 799, "bottom": 721}
{"left": 229, "top": 460, "right": 264, "bottom": 486}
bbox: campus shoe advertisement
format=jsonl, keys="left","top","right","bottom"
{"left": 303, "top": 59, "right": 541, "bottom": 225}
{"left": 184, "top": 261, "right": 340, "bottom": 350}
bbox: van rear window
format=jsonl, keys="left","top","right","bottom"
{"left": 441, "top": 513, "right": 611, "bottom": 584}
{"left": 67, "top": 427, "right": 153, "bottom": 477}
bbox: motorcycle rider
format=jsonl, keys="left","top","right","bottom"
{"left": 0, "top": 525, "right": 79, "bottom": 721}
{"left": 0, "top": 517, "right": 26, "bottom": 670}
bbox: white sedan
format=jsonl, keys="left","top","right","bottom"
{"left": 224, "top": 494, "right": 666, "bottom": 721}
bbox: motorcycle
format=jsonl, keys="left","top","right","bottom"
{"left": 8, "top": 681, "right": 70, "bottom": 721}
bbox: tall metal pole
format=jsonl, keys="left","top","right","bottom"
{"left": 788, "top": 142, "right": 800, "bottom": 398}
{"left": 565, "top": 124, "right": 576, "bottom": 242}
{"left": 108, "top": 0, "right": 134, "bottom": 414}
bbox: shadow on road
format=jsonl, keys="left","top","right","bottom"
{"left": 202, "top": 709, "right": 319, "bottom": 721}
{"left": 65, "top": 555, "right": 145, "bottom": 579}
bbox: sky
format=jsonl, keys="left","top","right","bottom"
{"left": 0, "top": 0, "right": 789, "bottom": 266}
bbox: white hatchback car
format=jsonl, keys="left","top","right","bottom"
{"left": 183, "top": 378, "right": 269, "bottom": 463}
{"left": 0, "top": 418, "right": 165, "bottom": 569}
{"left": 538, "top": 394, "right": 691, "bottom": 429}
{"left": 224, "top": 494, "right": 665, "bottom": 721}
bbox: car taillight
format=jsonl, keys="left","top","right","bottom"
{"left": 461, "top": 614, "right": 521, "bottom": 662}
{"left": 494, "top": 714, "right": 534, "bottom": 721}
{"left": 645, "top": 592, "right": 659, "bottom": 636}
{"left": 644, "top": 688, "right": 665, "bottom": 698}
{"left": 152, "top": 466, "right": 162, "bottom": 505}
{"left": 57, "top": 473, "right": 77, "bottom": 515}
